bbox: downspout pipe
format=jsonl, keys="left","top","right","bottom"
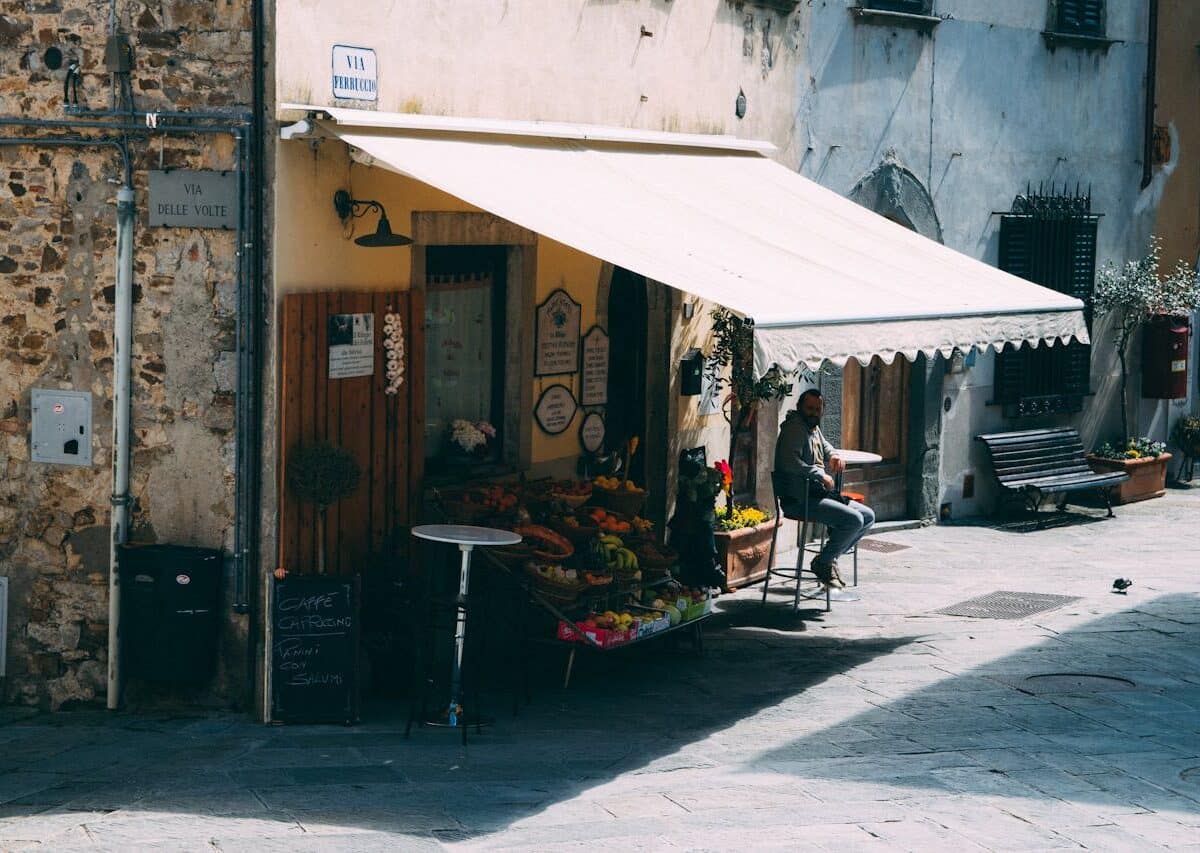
{"left": 1143, "top": 0, "right": 1159, "bottom": 190}
{"left": 108, "top": 185, "right": 135, "bottom": 709}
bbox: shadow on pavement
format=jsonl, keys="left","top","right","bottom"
{"left": 0, "top": 605, "right": 918, "bottom": 846}
{"left": 754, "top": 593, "right": 1200, "bottom": 817}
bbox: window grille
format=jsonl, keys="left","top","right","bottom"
{"left": 1056, "top": 0, "right": 1105, "bottom": 37}
{"left": 993, "top": 187, "right": 1098, "bottom": 418}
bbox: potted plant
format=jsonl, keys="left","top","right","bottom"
{"left": 1170, "top": 415, "right": 1200, "bottom": 481}
{"left": 1093, "top": 237, "right": 1200, "bottom": 442}
{"left": 1087, "top": 437, "right": 1171, "bottom": 504}
{"left": 713, "top": 502, "right": 776, "bottom": 589}
{"left": 706, "top": 308, "right": 793, "bottom": 514}
{"left": 286, "top": 441, "right": 362, "bottom": 574}
{"left": 444, "top": 419, "right": 497, "bottom": 466}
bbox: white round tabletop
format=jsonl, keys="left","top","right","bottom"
{"left": 833, "top": 449, "right": 884, "bottom": 465}
{"left": 411, "top": 524, "right": 522, "bottom": 547}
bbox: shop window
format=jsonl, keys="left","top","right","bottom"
{"left": 992, "top": 189, "right": 1098, "bottom": 418}
{"left": 423, "top": 246, "right": 508, "bottom": 473}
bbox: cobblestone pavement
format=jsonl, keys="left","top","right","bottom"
{"left": 1, "top": 488, "right": 1199, "bottom": 851}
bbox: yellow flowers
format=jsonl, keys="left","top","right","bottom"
{"left": 715, "top": 504, "right": 769, "bottom": 531}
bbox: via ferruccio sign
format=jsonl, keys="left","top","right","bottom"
{"left": 332, "top": 45, "right": 377, "bottom": 101}
{"left": 148, "top": 170, "right": 238, "bottom": 229}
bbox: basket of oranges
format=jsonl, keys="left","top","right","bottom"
{"left": 590, "top": 476, "right": 648, "bottom": 517}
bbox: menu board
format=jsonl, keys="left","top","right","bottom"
{"left": 580, "top": 411, "right": 605, "bottom": 453}
{"left": 580, "top": 326, "right": 610, "bottom": 406}
{"left": 535, "top": 384, "right": 578, "bottom": 435}
{"left": 535, "top": 289, "right": 581, "bottom": 376}
{"left": 271, "top": 575, "right": 359, "bottom": 724}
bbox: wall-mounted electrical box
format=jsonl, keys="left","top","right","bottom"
{"left": 31, "top": 389, "right": 93, "bottom": 467}
{"left": 680, "top": 348, "right": 704, "bottom": 397}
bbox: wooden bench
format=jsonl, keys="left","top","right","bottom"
{"left": 976, "top": 427, "right": 1130, "bottom": 523}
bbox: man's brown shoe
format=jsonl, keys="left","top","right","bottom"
{"left": 810, "top": 559, "right": 839, "bottom": 588}
{"left": 829, "top": 564, "right": 847, "bottom": 589}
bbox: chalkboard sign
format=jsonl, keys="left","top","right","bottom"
{"left": 271, "top": 575, "right": 360, "bottom": 724}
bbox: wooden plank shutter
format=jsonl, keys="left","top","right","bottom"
{"left": 994, "top": 216, "right": 1034, "bottom": 405}
{"left": 1061, "top": 217, "right": 1098, "bottom": 395}
{"left": 1058, "top": 0, "right": 1105, "bottom": 36}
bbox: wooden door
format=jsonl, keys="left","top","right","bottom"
{"left": 278, "top": 290, "right": 415, "bottom": 575}
{"left": 841, "top": 356, "right": 910, "bottom": 520}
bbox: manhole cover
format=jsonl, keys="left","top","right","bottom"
{"left": 935, "top": 590, "right": 1080, "bottom": 620}
{"left": 1022, "top": 673, "right": 1136, "bottom": 694}
{"left": 858, "top": 539, "right": 910, "bottom": 554}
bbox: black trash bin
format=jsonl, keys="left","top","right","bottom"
{"left": 118, "top": 543, "right": 222, "bottom": 683}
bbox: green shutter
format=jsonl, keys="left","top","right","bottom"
{"left": 1058, "top": 0, "right": 1105, "bottom": 36}
{"left": 994, "top": 216, "right": 1034, "bottom": 405}
{"left": 1061, "top": 218, "right": 1097, "bottom": 395}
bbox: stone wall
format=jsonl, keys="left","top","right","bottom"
{"left": 1, "top": 1, "right": 252, "bottom": 708}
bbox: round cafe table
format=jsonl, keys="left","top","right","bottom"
{"left": 410, "top": 524, "right": 521, "bottom": 732}
{"left": 803, "top": 448, "right": 883, "bottom": 603}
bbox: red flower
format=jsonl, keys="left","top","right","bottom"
{"left": 714, "top": 459, "right": 733, "bottom": 493}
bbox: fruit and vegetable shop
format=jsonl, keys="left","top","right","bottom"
{"left": 265, "top": 106, "right": 1090, "bottom": 724}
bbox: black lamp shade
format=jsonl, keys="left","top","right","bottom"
{"left": 354, "top": 212, "right": 412, "bottom": 247}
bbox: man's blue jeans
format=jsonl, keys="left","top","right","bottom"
{"left": 809, "top": 498, "right": 875, "bottom": 566}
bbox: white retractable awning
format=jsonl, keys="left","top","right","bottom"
{"left": 286, "top": 104, "right": 1089, "bottom": 374}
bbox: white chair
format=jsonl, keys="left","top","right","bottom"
{"left": 763, "top": 471, "right": 831, "bottom": 613}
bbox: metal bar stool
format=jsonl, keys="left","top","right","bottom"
{"left": 763, "top": 471, "right": 831, "bottom": 613}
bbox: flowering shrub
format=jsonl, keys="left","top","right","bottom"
{"left": 715, "top": 504, "right": 770, "bottom": 531}
{"left": 449, "top": 419, "right": 496, "bottom": 454}
{"left": 1093, "top": 437, "right": 1167, "bottom": 461}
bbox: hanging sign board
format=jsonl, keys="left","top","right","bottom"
{"left": 535, "top": 289, "right": 581, "bottom": 376}
{"left": 328, "top": 313, "right": 375, "bottom": 379}
{"left": 332, "top": 45, "right": 378, "bottom": 101}
{"left": 580, "top": 411, "right": 606, "bottom": 453}
{"left": 271, "top": 575, "right": 360, "bottom": 725}
{"left": 580, "top": 326, "right": 610, "bottom": 406}
{"left": 535, "top": 384, "right": 578, "bottom": 435}
{"left": 147, "top": 170, "right": 238, "bottom": 229}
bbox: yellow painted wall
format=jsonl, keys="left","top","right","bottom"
{"left": 275, "top": 137, "right": 608, "bottom": 466}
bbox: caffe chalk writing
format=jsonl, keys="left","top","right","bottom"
{"left": 278, "top": 593, "right": 339, "bottom": 612}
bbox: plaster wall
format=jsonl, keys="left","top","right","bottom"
{"left": 0, "top": 1, "right": 252, "bottom": 708}
{"left": 788, "top": 1, "right": 1150, "bottom": 518}
{"left": 273, "top": 0, "right": 804, "bottom": 163}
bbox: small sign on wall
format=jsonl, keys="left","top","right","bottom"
{"left": 535, "top": 384, "right": 578, "bottom": 435}
{"left": 535, "top": 289, "right": 581, "bottom": 376}
{"left": 332, "top": 45, "right": 378, "bottom": 101}
{"left": 148, "top": 170, "right": 238, "bottom": 229}
{"left": 328, "top": 313, "right": 375, "bottom": 379}
{"left": 580, "top": 326, "right": 609, "bottom": 406}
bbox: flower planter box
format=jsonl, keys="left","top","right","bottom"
{"left": 714, "top": 519, "right": 776, "bottom": 588}
{"left": 1086, "top": 453, "right": 1171, "bottom": 505}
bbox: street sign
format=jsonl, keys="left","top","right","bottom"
{"left": 148, "top": 170, "right": 238, "bottom": 229}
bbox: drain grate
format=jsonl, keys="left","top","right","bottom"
{"left": 934, "top": 590, "right": 1081, "bottom": 620}
{"left": 857, "top": 539, "right": 910, "bottom": 554}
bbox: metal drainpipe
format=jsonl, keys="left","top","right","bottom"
{"left": 107, "top": 184, "right": 135, "bottom": 709}
{"left": 1143, "top": 0, "right": 1159, "bottom": 190}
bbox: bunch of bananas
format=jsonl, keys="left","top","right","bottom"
{"left": 593, "top": 534, "right": 640, "bottom": 573}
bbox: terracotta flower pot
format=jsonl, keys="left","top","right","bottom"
{"left": 714, "top": 519, "right": 776, "bottom": 588}
{"left": 1086, "top": 452, "right": 1171, "bottom": 505}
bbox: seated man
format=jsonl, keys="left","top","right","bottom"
{"left": 774, "top": 388, "right": 875, "bottom": 588}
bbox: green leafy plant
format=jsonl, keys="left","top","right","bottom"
{"left": 1094, "top": 237, "right": 1200, "bottom": 439}
{"left": 706, "top": 307, "right": 793, "bottom": 510}
{"left": 286, "top": 441, "right": 362, "bottom": 574}
{"left": 1171, "top": 415, "right": 1200, "bottom": 456}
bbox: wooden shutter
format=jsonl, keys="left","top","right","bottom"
{"left": 1058, "top": 0, "right": 1105, "bottom": 36}
{"left": 994, "top": 217, "right": 1034, "bottom": 405}
{"left": 1061, "top": 218, "right": 1098, "bottom": 395}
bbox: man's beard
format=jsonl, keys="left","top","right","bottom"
{"left": 802, "top": 414, "right": 821, "bottom": 429}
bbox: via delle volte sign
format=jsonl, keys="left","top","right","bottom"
{"left": 148, "top": 170, "right": 238, "bottom": 229}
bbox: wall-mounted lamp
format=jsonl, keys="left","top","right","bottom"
{"left": 735, "top": 88, "right": 747, "bottom": 120}
{"left": 333, "top": 189, "right": 412, "bottom": 247}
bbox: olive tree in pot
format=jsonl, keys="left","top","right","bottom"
{"left": 286, "top": 441, "right": 362, "bottom": 574}
{"left": 1094, "top": 237, "right": 1200, "bottom": 441}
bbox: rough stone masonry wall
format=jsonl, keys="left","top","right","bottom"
{"left": 0, "top": 1, "right": 252, "bottom": 709}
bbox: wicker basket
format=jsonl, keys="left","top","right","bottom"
{"left": 549, "top": 517, "right": 600, "bottom": 548}
{"left": 590, "top": 484, "right": 648, "bottom": 516}
{"left": 635, "top": 542, "right": 679, "bottom": 572}
{"left": 525, "top": 565, "right": 588, "bottom": 605}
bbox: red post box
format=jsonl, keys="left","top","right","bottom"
{"left": 1141, "top": 314, "right": 1191, "bottom": 399}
